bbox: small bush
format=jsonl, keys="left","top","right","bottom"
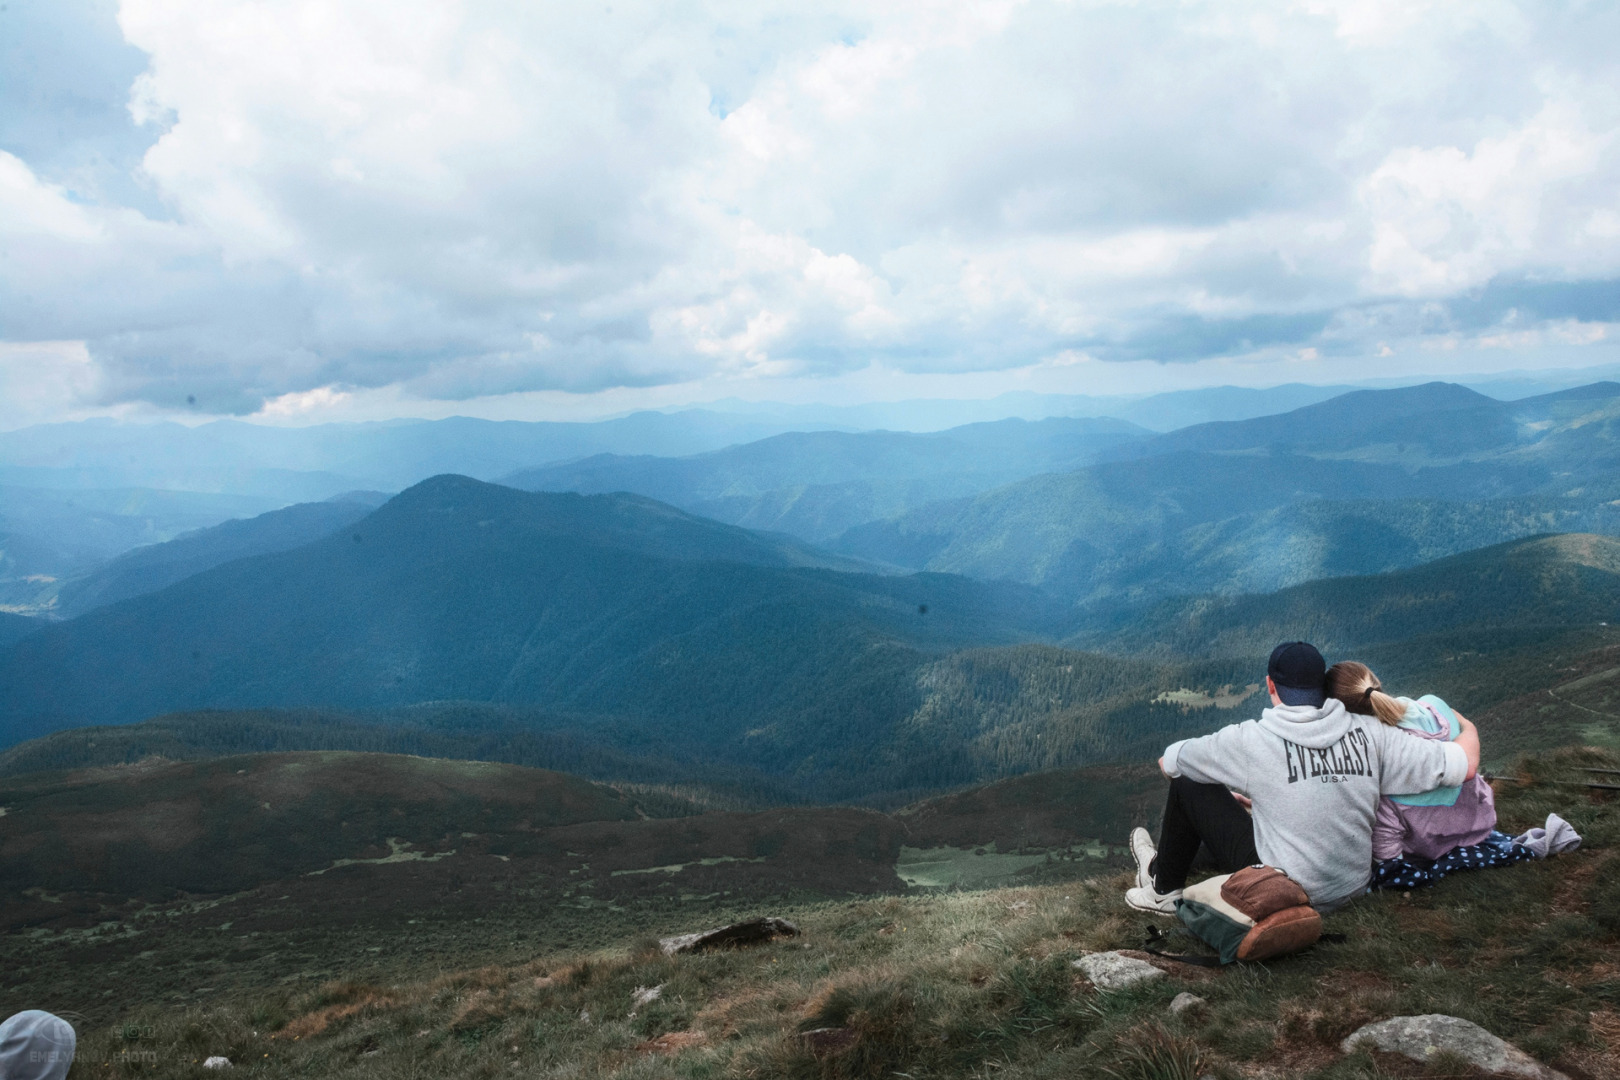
{"left": 1099, "top": 1023, "right": 1206, "bottom": 1080}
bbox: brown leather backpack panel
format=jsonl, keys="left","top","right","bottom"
{"left": 1221, "top": 865, "right": 1310, "bottom": 921}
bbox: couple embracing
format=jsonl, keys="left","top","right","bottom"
{"left": 1126, "top": 641, "right": 1570, "bottom": 917}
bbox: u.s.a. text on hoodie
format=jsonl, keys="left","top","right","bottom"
{"left": 1161, "top": 699, "right": 1469, "bottom": 910}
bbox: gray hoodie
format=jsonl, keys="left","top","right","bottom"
{"left": 0, "top": 1011, "right": 76, "bottom": 1080}
{"left": 1162, "top": 699, "right": 1469, "bottom": 910}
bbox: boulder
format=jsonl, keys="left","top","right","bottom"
{"left": 1072, "top": 951, "right": 1166, "bottom": 991}
{"left": 202, "top": 1057, "right": 231, "bottom": 1070}
{"left": 1341, "top": 1015, "right": 1568, "bottom": 1080}
{"left": 659, "top": 917, "right": 800, "bottom": 956}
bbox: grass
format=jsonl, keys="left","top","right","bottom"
{"left": 47, "top": 746, "right": 1620, "bottom": 1079}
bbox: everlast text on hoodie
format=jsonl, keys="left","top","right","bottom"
{"left": 1161, "top": 699, "right": 1468, "bottom": 911}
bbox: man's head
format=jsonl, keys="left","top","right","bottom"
{"left": 1267, "top": 641, "right": 1326, "bottom": 707}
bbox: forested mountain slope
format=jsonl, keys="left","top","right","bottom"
{"left": 0, "top": 476, "right": 1068, "bottom": 796}
{"left": 53, "top": 493, "right": 387, "bottom": 618}
{"left": 0, "top": 612, "right": 41, "bottom": 650}
{"left": 1082, "top": 533, "right": 1620, "bottom": 661}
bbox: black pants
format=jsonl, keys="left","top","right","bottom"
{"left": 1153, "top": 776, "right": 1259, "bottom": 892}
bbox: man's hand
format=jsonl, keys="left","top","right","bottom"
{"left": 1158, "top": 756, "right": 1169, "bottom": 777}
{"left": 1231, "top": 792, "right": 1253, "bottom": 811}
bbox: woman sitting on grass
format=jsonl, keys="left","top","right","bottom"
{"left": 1325, "top": 661, "right": 1575, "bottom": 890}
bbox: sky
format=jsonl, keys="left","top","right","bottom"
{"left": 1, "top": 0, "right": 1619, "bottom": 428}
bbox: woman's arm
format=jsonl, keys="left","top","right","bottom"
{"left": 1453, "top": 713, "right": 1481, "bottom": 781}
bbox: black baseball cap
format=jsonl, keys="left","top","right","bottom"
{"left": 1268, "top": 641, "right": 1326, "bottom": 706}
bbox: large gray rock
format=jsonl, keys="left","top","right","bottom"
{"left": 659, "top": 917, "right": 799, "bottom": 955}
{"left": 1341, "top": 1015, "right": 1568, "bottom": 1080}
{"left": 1072, "top": 951, "right": 1166, "bottom": 991}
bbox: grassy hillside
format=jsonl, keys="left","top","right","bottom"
{"left": 7, "top": 747, "right": 1615, "bottom": 1079}
{"left": 1473, "top": 641, "right": 1620, "bottom": 764}
{"left": 0, "top": 705, "right": 813, "bottom": 805}
{"left": 0, "top": 751, "right": 657, "bottom": 897}
{"left": 0, "top": 751, "right": 1157, "bottom": 945}
{"left": 503, "top": 417, "right": 1148, "bottom": 543}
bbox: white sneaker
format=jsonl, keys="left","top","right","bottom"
{"left": 1129, "top": 827, "right": 1157, "bottom": 891}
{"left": 1125, "top": 884, "right": 1183, "bottom": 916}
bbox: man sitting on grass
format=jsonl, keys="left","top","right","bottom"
{"left": 1126, "top": 641, "right": 1480, "bottom": 914}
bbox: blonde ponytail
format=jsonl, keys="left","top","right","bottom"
{"left": 1325, "top": 661, "right": 1406, "bottom": 726}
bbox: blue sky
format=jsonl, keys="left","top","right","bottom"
{"left": 2, "top": 0, "right": 1619, "bottom": 427}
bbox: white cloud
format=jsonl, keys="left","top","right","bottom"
{"left": 1, "top": 0, "right": 1619, "bottom": 419}
{"left": 0, "top": 341, "right": 108, "bottom": 429}
{"left": 1363, "top": 100, "right": 1620, "bottom": 295}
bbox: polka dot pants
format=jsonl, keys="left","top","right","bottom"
{"left": 1370, "top": 832, "right": 1536, "bottom": 891}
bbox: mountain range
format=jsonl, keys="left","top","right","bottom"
{"left": 15, "top": 380, "right": 1620, "bottom": 622}
{"left": 8, "top": 381, "right": 1620, "bottom": 803}
{"left": 0, "top": 476, "right": 1076, "bottom": 797}
{"left": 833, "top": 382, "right": 1620, "bottom": 606}
{"left": 8, "top": 480, "right": 1620, "bottom": 800}
{"left": 501, "top": 416, "right": 1147, "bottom": 543}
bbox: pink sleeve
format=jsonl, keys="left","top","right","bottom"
{"left": 1373, "top": 797, "right": 1406, "bottom": 861}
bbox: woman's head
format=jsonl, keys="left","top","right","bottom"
{"left": 1325, "top": 661, "right": 1406, "bottom": 725}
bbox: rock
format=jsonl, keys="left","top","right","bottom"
{"left": 659, "top": 917, "right": 800, "bottom": 956}
{"left": 1341, "top": 1015, "right": 1568, "bottom": 1080}
{"left": 202, "top": 1057, "right": 231, "bottom": 1070}
{"left": 629, "top": 985, "right": 663, "bottom": 1013}
{"left": 1072, "top": 951, "right": 1166, "bottom": 991}
{"left": 1169, "top": 992, "right": 1207, "bottom": 1015}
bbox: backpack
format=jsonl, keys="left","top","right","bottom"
{"left": 1174, "top": 865, "right": 1322, "bottom": 964}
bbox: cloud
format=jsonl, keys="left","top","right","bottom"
{"left": 0, "top": 341, "right": 107, "bottom": 428}
{"left": 2, "top": 0, "right": 1620, "bottom": 418}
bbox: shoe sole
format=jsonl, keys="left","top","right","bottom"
{"left": 1124, "top": 895, "right": 1179, "bottom": 917}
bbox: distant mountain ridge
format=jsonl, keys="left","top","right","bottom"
{"left": 501, "top": 416, "right": 1148, "bottom": 544}
{"left": 0, "top": 410, "right": 857, "bottom": 500}
{"left": 831, "top": 381, "right": 1620, "bottom": 605}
